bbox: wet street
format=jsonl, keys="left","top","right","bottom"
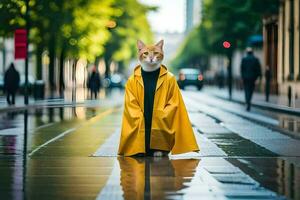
{"left": 0, "top": 89, "right": 299, "bottom": 200}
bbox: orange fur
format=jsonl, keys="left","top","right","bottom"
{"left": 137, "top": 40, "right": 164, "bottom": 71}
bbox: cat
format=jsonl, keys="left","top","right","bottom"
{"left": 137, "top": 40, "right": 164, "bottom": 72}
{"left": 137, "top": 39, "right": 169, "bottom": 157}
{"left": 118, "top": 39, "right": 199, "bottom": 157}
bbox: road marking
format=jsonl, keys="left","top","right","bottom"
{"left": 28, "top": 107, "right": 118, "bottom": 157}
{"left": 28, "top": 127, "right": 76, "bottom": 156}
{"left": 33, "top": 122, "right": 55, "bottom": 131}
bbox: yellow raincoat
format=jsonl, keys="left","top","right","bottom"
{"left": 118, "top": 65, "right": 199, "bottom": 156}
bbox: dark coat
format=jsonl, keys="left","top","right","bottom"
{"left": 241, "top": 53, "right": 262, "bottom": 81}
{"left": 87, "top": 72, "right": 101, "bottom": 92}
{"left": 265, "top": 68, "right": 271, "bottom": 82}
{"left": 4, "top": 66, "right": 20, "bottom": 93}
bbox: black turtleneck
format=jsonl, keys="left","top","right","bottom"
{"left": 141, "top": 67, "right": 160, "bottom": 155}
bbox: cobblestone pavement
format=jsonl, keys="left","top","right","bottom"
{"left": 0, "top": 89, "right": 299, "bottom": 200}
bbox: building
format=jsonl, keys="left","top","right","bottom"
{"left": 275, "top": 0, "right": 300, "bottom": 96}
{"left": 155, "top": 32, "right": 185, "bottom": 65}
{"left": 185, "top": 0, "right": 202, "bottom": 33}
{"left": 263, "top": 15, "right": 278, "bottom": 94}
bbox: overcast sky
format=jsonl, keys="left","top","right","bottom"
{"left": 139, "top": 0, "right": 185, "bottom": 33}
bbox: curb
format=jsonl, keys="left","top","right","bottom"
{"left": 207, "top": 92, "right": 300, "bottom": 116}
{"left": 0, "top": 101, "right": 86, "bottom": 113}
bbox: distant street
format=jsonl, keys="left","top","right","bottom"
{"left": 0, "top": 88, "right": 299, "bottom": 199}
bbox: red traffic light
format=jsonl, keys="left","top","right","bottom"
{"left": 223, "top": 41, "right": 231, "bottom": 49}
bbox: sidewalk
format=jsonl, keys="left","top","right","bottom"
{"left": 203, "top": 86, "right": 300, "bottom": 115}
{"left": 0, "top": 88, "right": 124, "bottom": 112}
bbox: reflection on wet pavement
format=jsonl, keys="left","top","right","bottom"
{"left": 2, "top": 155, "right": 297, "bottom": 199}
{"left": 117, "top": 157, "right": 199, "bottom": 200}
{"left": 0, "top": 107, "right": 104, "bottom": 156}
{"left": 0, "top": 90, "right": 299, "bottom": 199}
{"left": 95, "top": 157, "right": 289, "bottom": 200}
{"left": 228, "top": 158, "right": 300, "bottom": 200}
{"left": 0, "top": 105, "right": 122, "bottom": 199}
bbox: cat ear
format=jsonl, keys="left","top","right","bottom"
{"left": 137, "top": 40, "right": 145, "bottom": 51}
{"left": 155, "top": 40, "right": 164, "bottom": 49}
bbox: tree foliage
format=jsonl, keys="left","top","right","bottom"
{"left": 0, "top": 0, "right": 26, "bottom": 36}
{"left": 172, "top": 0, "right": 279, "bottom": 69}
{"left": 101, "top": 0, "right": 154, "bottom": 76}
{"left": 0, "top": 0, "right": 153, "bottom": 84}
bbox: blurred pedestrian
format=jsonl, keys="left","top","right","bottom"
{"left": 265, "top": 66, "right": 271, "bottom": 102}
{"left": 4, "top": 63, "right": 20, "bottom": 105}
{"left": 216, "top": 69, "right": 225, "bottom": 88}
{"left": 240, "top": 47, "right": 261, "bottom": 111}
{"left": 87, "top": 67, "right": 101, "bottom": 99}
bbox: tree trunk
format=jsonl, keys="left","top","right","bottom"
{"left": 48, "top": 35, "right": 56, "bottom": 92}
{"left": 71, "top": 59, "right": 77, "bottom": 102}
{"left": 118, "top": 61, "right": 125, "bottom": 73}
{"left": 94, "top": 56, "right": 100, "bottom": 68}
{"left": 104, "top": 56, "right": 110, "bottom": 78}
{"left": 36, "top": 44, "right": 43, "bottom": 80}
{"left": 2, "top": 37, "right": 6, "bottom": 74}
{"left": 59, "top": 48, "right": 65, "bottom": 97}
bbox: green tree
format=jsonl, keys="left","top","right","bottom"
{"left": 100, "top": 0, "right": 154, "bottom": 77}
{"left": 0, "top": 0, "right": 153, "bottom": 91}
{"left": 0, "top": 0, "right": 26, "bottom": 70}
{"left": 0, "top": 0, "right": 26, "bottom": 36}
{"left": 29, "top": 0, "right": 115, "bottom": 91}
{"left": 173, "top": 0, "right": 279, "bottom": 68}
{"left": 172, "top": 0, "right": 279, "bottom": 97}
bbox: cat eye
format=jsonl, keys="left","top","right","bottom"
{"left": 154, "top": 52, "right": 159, "bottom": 55}
{"left": 143, "top": 52, "right": 149, "bottom": 55}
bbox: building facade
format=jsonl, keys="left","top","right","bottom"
{"left": 185, "top": 0, "right": 202, "bottom": 33}
{"left": 276, "top": 0, "right": 300, "bottom": 95}
{"left": 263, "top": 15, "right": 278, "bottom": 94}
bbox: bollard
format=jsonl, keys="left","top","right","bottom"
{"left": 288, "top": 85, "right": 292, "bottom": 107}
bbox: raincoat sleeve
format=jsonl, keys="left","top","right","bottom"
{"left": 153, "top": 76, "right": 199, "bottom": 154}
{"left": 118, "top": 80, "right": 144, "bottom": 155}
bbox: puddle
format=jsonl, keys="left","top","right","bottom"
{"left": 0, "top": 106, "right": 105, "bottom": 156}
{"left": 205, "top": 133, "right": 278, "bottom": 157}
{"left": 228, "top": 157, "right": 299, "bottom": 200}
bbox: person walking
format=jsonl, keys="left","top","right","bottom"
{"left": 87, "top": 67, "right": 101, "bottom": 99}
{"left": 240, "top": 47, "right": 261, "bottom": 111}
{"left": 265, "top": 66, "right": 271, "bottom": 102}
{"left": 4, "top": 63, "right": 20, "bottom": 105}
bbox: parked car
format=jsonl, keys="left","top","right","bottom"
{"left": 177, "top": 68, "right": 203, "bottom": 90}
{"left": 104, "top": 73, "right": 126, "bottom": 88}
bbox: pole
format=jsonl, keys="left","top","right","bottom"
{"left": 22, "top": 110, "right": 28, "bottom": 197}
{"left": 24, "top": 0, "right": 29, "bottom": 104}
{"left": 2, "top": 38, "right": 6, "bottom": 74}
{"left": 227, "top": 50, "right": 233, "bottom": 100}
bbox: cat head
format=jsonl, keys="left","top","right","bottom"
{"left": 137, "top": 40, "right": 164, "bottom": 68}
